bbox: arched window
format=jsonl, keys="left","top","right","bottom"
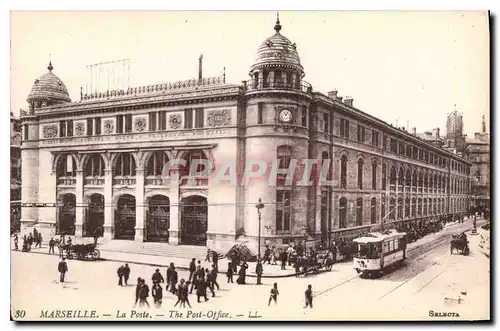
{"left": 433, "top": 173, "right": 437, "bottom": 193}
{"left": 340, "top": 155, "right": 348, "bottom": 189}
{"left": 429, "top": 173, "right": 434, "bottom": 193}
{"left": 276, "top": 190, "right": 291, "bottom": 231}
{"left": 114, "top": 153, "right": 136, "bottom": 177}
{"left": 423, "top": 198, "right": 427, "bottom": 215}
{"left": 389, "top": 166, "right": 397, "bottom": 191}
{"left": 423, "top": 172, "right": 428, "bottom": 193}
{"left": 405, "top": 197, "right": 410, "bottom": 218}
{"left": 181, "top": 150, "right": 209, "bottom": 177}
{"left": 429, "top": 198, "right": 433, "bottom": 215}
{"left": 412, "top": 171, "right": 417, "bottom": 193}
{"left": 389, "top": 198, "right": 395, "bottom": 220}
{"left": 146, "top": 151, "right": 169, "bottom": 177}
{"left": 418, "top": 171, "right": 423, "bottom": 193}
{"left": 84, "top": 154, "right": 104, "bottom": 177}
{"left": 418, "top": 198, "right": 422, "bottom": 216}
{"left": 56, "top": 154, "right": 77, "bottom": 178}
{"left": 370, "top": 198, "right": 377, "bottom": 224}
{"left": 398, "top": 168, "right": 404, "bottom": 191}
{"left": 411, "top": 198, "right": 416, "bottom": 217}
{"left": 357, "top": 159, "right": 364, "bottom": 190}
{"left": 371, "top": 161, "right": 377, "bottom": 190}
{"left": 356, "top": 197, "right": 363, "bottom": 226}
{"left": 322, "top": 151, "right": 332, "bottom": 181}
{"left": 397, "top": 197, "right": 403, "bottom": 220}
{"left": 339, "top": 197, "right": 347, "bottom": 228}
{"left": 405, "top": 169, "right": 411, "bottom": 192}
{"left": 382, "top": 164, "right": 387, "bottom": 190}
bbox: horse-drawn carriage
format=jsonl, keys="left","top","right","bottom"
{"left": 450, "top": 233, "right": 469, "bottom": 255}
{"left": 62, "top": 243, "right": 100, "bottom": 260}
{"left": 295, "top": 250, "right": 334, "bottom": 276}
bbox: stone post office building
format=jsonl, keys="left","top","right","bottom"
{"left": 20, "top": 17, "right": 472, "bottom": 253}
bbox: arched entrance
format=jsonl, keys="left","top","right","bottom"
{"left": 146, "top": 195, "right": 170, "bottom": 242}
{"left": 58, "top": 194, "right": 76, "bottom": 235}
{"left": 84, "top": 194, "right": 104, "bottom": 237}
{"left": 180, "top": 195, "right": 208, "bottom": 246}
{"left": 115, "top": 194, "right": 136, "bottom": 240}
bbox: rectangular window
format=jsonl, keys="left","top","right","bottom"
{"left": 149, "top": 112, "right": 157, "bottom": 131}
{"left": 372, "top": 131, "right": 379, "bottom": 147}
{"left": 125, "top": 114, "right": 132, "bottom": 133}
{"left": 23, "top": 125, "right": 28, "bottom": 140}
{"left": 159, "top": 111, "right": 167, "bottom": 130}
{"left": 339, "top": 119, "right": 350, "bottom": 138}
{"left": 116, "top": 115, "right": 123, "bottom": 134}
{"left": 301, "top": 105, "right": 307, "bottom": 127}
{"left": 59, "top": 121, "right": 66, "bottom": 137}
{"left": 257, "top": 103, "right": 264, "bottom": 124}
{"left": 184, "top": 109, "right": 193, "bottom": 129}
{"left": 195, "top": 108, "right": 204, "bottom": 128}
{"left": 276, "top": 190, "right": 291, "bottom": 231}
{"left": 382, "top": 135, "right": 386, "bottom": 150}
{"left": 87, "top": 118, "right": 93, "bottom": 136}
{"left": 357, "top": 125, "right": 365, "bottom": 143}
{"left": 66, "top": 120, "right": 73, "bottom": 137}
{"left": 323, "top": 113, "right": 329, "bottom": 133}
{"left": 94, "top": 118, "right": 101, "bottom": 135}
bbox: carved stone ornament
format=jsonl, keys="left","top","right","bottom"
{"left": 103, "top": 120, "right": 114, "bottom": 134}
{"left": 75, "top": 122, "right": 85, "bottom": 136}
{"left": 134, "top": 117, "right": 147, "bottom": 132}
{"left": 42, "top": 124, "right": 58, "bottom": 139}
{"left": 169, "top": 114, "right": 182, "bottom": 129}
{"left": 207, "top": 109, "right": 231, "bottom": 127}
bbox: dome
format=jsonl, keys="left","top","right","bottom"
{"left": 27, "top": 62, "right": 71, "bottom": 104}
{"left": 250, "top": 15, "right": 304, "bottom": 75}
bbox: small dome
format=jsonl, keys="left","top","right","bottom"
{"left": 27, "top": 62, "right": 71, "bottom": 104}
{"left": 250, "top": 15, "right": 304, "bottom": 74}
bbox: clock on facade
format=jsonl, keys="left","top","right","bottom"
{"left": 279, "top": 109, "right": 293, "bottom": 123}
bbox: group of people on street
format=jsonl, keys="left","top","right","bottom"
{"left": 13, "top": 230, "right": 43, "bottom": 252}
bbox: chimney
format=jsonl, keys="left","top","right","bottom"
{"left": 198, "top": 54, "right": 203, "bottom": 80}
{"left": 412, "top": 127, "right": 416, "bottom": 135}
{"left": 336, "top": 96, "right": 343, "bottom": 102}
{"left": 327, "top": 89, "right": 338, "bottom": 99}
{"left": 343, "top": 96, "right": 354, "bottom": 107}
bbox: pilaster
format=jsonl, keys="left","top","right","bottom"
{"left": 75, "top": 170, "right": 84, "bottom": 237}
{"left": 168, "top": 169, "right": 180, "bottom": 245}
{"left": 104, "top": 168, "right": 113, "bottom": 239}
{"left": 135, "top": 167, "right": 145, "bottom": 242}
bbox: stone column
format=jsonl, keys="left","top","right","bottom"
{"left": 103, "top": 168, "right": 113, "bottom": 240}
{"left": 135, "top": 167, "right": 145, "bottom": 242}
{"left": 168, "top": 169, "right": 180, "bottom": 245}
{"left": 75, "top": 170, "right": 84, "bottom": 237}
{"left": 314, "top": 186, "right": 322, "bottom": 235}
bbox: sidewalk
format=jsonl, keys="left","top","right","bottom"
{"left": 12, "top": 218, "right": 484, "bottom": 278}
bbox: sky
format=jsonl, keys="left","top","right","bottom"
{"left": 10, "top": 11, "right": 489, "bottom": 137}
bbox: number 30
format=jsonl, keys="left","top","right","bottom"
{"left": 14, "top": 310, "right": 26, "bottom": 318}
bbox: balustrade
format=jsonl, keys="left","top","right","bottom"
{"left": 113, "top": 176, "right": 136, "bottom": 186}
{"left": 84, "top": 177, "right": 105, "bottom": 186}
{"left": 145, "top": 176, "right": 170, "bottom": 186}
{"left": 180, "top": 176, "right": 209, "bottom": 187}
{"left": 57, "top": 177, "right": 76, "bottom": 186}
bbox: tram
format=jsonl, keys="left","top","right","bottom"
{"left": 353, "top": 229, "right": 407, "bottom": 277}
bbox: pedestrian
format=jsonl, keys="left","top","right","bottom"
{"left": 134, "top": 278, "right": 143, "bottom": 307}
{"left": 264, "top": 246, "right": 271, "bottom": 264}
{"left": 280, "top": 250, "right": 287, "bottom": 270}
{"left": 212, "top": 250, "right": 219, "bottom": 269}
{"left": 58, "top": 240, "right": 64, "bottom": 258}
{"left": 174, "top": 279, "right": 184, "bottom": 308}
{"left": 13, "top": 234, "right": 18, "bottom": 251}
{"left": 36, "top": 233, "right": 43, "bottom": 248}
{"left": 123, "top": 263, "right": 130, "bottom": 286}
{"left": 205, "top": 249, "right": 211, "bottom": 262}
{"left": 196, "top": 277, "right": 209, "bottom": 303}
{"left": 294, "top": 258, "right": 301, "bottom": 278}
{"left": 205, "top": 268, "right": 216, "bottom": 297}
{"left": 48, "top": 238, "right": 55, "bottom": 254}
{"left": 236, "top": 260, "right": 248, "bottom": 285}
{"left": 268, "top": 282, "right": 279, "bottom": 306}
{"left": 139, "top": 280, "right": 150, "bottom": 308}
{"left": 211, "top": 264, "right": 220, "bottom": 290}
{"left": 22, "top": 238, "right": 28, "bottom": 252}
{"left": 58, "top": 257, "right": 68, "bottom": 283}
{"left": 117, "top": 265, "right": 125, "bottom": 286}
{"left": 304, "top": 284, "right": 313, "bottom": 308}
{"left": 152, "top": 268, "right": 164, "bottom": 285}
{"left": 33, "top": 228, "right": 38, "bottom": 241}
{"left": 27, "top": 233, "right": 33, "bottom": 250}
{"left": 188, "top": 258, "right": 196, "bottom": 282}
{"left": 233, "top": 253, "right": 240, "bottom": 273}
{"left": 256, "top": 259, "right": 263, "bottom": 285}
{"left": 170, "top": 266, "right": 178, "bottom": 294}
{"left": 166, "top": 263, "right": 174, "bottom": 291}
{"left": 93, "top": 226, "right": 101, "bottom": 245}
{"left": 226, "top": 262, "right": 234, "bottom": 283}
{"left": 67, "top": 237, "right": 72, "bottom": 246}
{"left": 152, "top": 281, "right": 163, "bottom": 308}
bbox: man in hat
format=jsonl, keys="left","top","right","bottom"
{"left": 122, "top": 264, "right": 131, "bottom": 286}
{"left": 58, "top": 257, "right": 68, "bottom": 283}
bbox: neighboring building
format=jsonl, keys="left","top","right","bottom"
{"left": 465, "top": 115, "right": 490, "bottom": 212}
{"left": 445, "top": 110, "right": 467, "bottom": 152}
{"left": 11, "top": 111, "right": 21, "bottom": 232}
{"left": 19, "top": 16, "right": 472, "bottom": 254}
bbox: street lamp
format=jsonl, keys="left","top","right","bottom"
{"left": 256, "top": 198, "right": 265, "bottom": 259}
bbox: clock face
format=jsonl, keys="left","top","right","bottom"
{"left": 279, "top": 109, "right": 293, "bottom": 123}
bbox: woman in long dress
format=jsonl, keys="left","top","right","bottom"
{"left": 236, "top": 260, "right": 248, "bottom": 284}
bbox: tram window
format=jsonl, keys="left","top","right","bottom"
{"left": 358, "top": 244, "right": 369, "bottom": 258}
{"left": 388, "top": 241, "right": 393, "bottom": 252}
{"left": 394, "top": 240, "right": 399, "bottom": 250}
{"left": 383, "top": 242, "right": 389, "bottom": 253}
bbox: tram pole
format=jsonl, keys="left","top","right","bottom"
{"left": 256, "top": 198, "right": 265, "bottom": 259}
